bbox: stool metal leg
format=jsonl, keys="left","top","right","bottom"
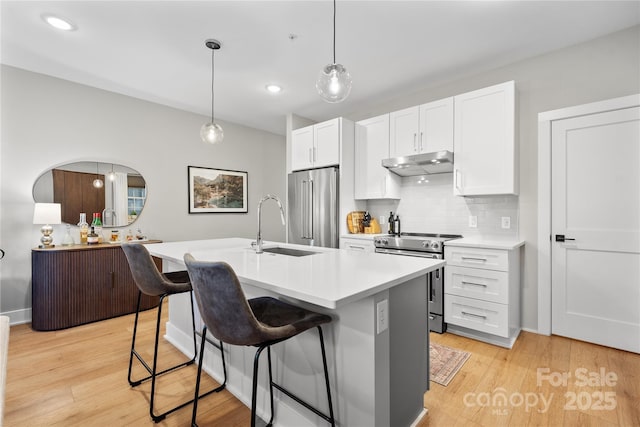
{"left": 267, "top": 346, "right": 275, "bottom": 426}
{"left": 129, "top": 292, "right": 225, "bottom": 423}
{"left": 251, "top": 344, "right": 268, "bottom": 427}
{"left": 317, "top": 326, "right": 336, "bottom": 427}
{"left": 267, "top": 327, "right": 336, "bottom": 426}
{"left": 191, "top": 325, "right": 228, "bottom": 427}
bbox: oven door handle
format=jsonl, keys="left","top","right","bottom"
{"left": 374, "top": 248, "right": 442, "bottom": 258}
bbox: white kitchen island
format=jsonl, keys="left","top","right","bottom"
{"left": 146, "top": 238, "right": 444, "bottom": 427}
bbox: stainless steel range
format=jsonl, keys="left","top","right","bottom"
{"left": 374, "top": 232, "right": 462, "bottom": 333}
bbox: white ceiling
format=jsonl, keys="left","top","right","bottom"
{"left": 2, "top": 1, "right": 639, "bottom": 136}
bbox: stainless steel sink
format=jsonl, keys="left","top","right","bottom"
{"left": 261, "top": 247, "right": 318, "bottom": 257}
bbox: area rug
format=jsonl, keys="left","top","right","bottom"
{"left": 430, "top": 342, "right": 471, "bottom": 386}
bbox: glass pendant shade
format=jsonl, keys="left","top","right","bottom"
{"left": 93, "top": 178, "right": 104, "bottom": 188}
{"left": 201, "top": 39, "right": 224, "bottom": 144}
{"left": 316, "top": 63, "right": 352, "bottom": 103}
{"left": 200, "top": 122, "right": 224, "bottom": 144}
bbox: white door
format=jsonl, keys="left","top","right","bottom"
{"left": 551, "top": 106, "right": 640, "bottom": 353}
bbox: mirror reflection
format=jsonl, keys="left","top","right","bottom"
{"left": 33, "top": 161, "right": 147, "bottom": 227}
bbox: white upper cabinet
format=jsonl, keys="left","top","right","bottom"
{"left": 390, "top": 106, "right": 420, "bottom": 157}
{"left": 291, "top": 118, "right": 340, "bottom": 171}
{"left": 453, "top": 81, "right": 518, "bottom": 196}
{"left": 390, "top": 97, "right": 454, "bottom": 158}
{"left": 354, "top": 114, "right": 401, "bottom": 200}
{"left": 291, "top": 125, "right": 314, "bottom": 170}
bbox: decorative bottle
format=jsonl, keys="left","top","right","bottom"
{"left": 87, "top": 226, "right": 99, "bottom": 245}
{"left": 394, "top": 215, "right": 401, "bottom": 235}
{"left": 78, "top": 213, "right": 89, "bottom": 244}
{"left": 91, "top": 213, "right": 103, "bottom": 243}
{"left": 388, "top": 211, "right": 395, "bottom": 235}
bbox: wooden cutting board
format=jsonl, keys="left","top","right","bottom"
{"left": 347, "top": 211, "right": 365, "bottom": 233}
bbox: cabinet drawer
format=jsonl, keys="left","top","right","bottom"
{"left": 445, "top": 246, "right": 508, "bottom": 271}
{"left": 445, "top": 294, "right": 508, "bottom": 337}
{"left": 340, "top": 237, "right": 375, "bottom": 253}
{"left": 446, "top": 266, "right": 508, "bottom": 304}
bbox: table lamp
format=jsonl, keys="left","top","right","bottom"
{"left": 33, "top": 203, "right": 61, "bottom": 248}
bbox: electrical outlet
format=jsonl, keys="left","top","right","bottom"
{"left": 376, "top": 299, "right": 388, "bottom": 334}
{"left": 379, "top": 215, "right": 386, "bottom": 225}
{"left": 501, "top": 216, "right": 511, "bottom": 229}
{"left": 468, "top": 215, "right": 478, "bottom": 228}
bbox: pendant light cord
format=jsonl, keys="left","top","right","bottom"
{"left": 210, "top": 48, "right": 215, "bottom": 122}
{"left": 332, "top": 0, "right": 336, "bottom": 64}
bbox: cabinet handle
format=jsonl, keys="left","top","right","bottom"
{"left": 413, "top": 133, "right": 417, "bottom": 152}
{"left": 461, "top": 257, "right": 487, "bottom": 263}
{"left": 348, "top": 245, "right": 365, "bottom": 251}
{"left": 420, "top": 132, "right": 424, "bottom": 152}
{"left": 461, "top": 311, "right": 487, "bottom": 320}
{"left": 461, "top": 280, "right": 487, "bottom": 287}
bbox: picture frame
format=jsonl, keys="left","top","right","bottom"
{"left": 188, "top": 166, "right": 248, "bottom": 213}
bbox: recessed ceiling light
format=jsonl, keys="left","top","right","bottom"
{"left": 42, "top": 14, "right": 77, "bottom": 31}
{"left": 265, "top": 84, "right": 282, "bottom": 94}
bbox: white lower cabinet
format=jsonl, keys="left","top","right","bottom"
{"left": 340, "top": 237, "right": 375, "bottom": 253}
{"left": 445, "top": 244, "right": 521, "bottom": 348}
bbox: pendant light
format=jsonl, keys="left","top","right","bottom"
{"left": 200, "top": 39, "right": 224, "bottom": 144}
{"left": 108, "top": 163, "right": 116, "bottom": 181}
{"left": 92, "top": 162, "right": 104, "bottom": 188}
{"left": 316, "top": 0, "right": 352, "bottom": 103}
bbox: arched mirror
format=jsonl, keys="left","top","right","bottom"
{"left": 33, "top": 162, "right": 147, "bottom": 227}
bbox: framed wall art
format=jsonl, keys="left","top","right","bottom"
{"left": 188, "top": 166, "right": 248, "bottom": 213}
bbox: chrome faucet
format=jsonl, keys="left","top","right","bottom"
{"left": 255, "top": 194, "right": 286, "bottom": 254}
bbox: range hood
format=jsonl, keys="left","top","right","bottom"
{"left": 382, "top": 150, "right": 454, "bottom": 177}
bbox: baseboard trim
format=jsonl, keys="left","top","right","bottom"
{"left": 0, "top": 308, "right": 31, "bottom": 326}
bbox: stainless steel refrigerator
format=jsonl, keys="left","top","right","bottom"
{"left": 287, "top": 166, "right": 339, "bottom": 248}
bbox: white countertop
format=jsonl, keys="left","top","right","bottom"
{"left": 444, "top": 237, "right": 525, "bottom": 250}
{"left": 146, "top": 238, "right": 444, "bottom": 309}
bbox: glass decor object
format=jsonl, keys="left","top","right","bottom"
{"left": 201, "top": 39, "right": 224, "bottom": 144}
{"left": 62, "top": 224, "right": 75, "bottom": 246}
{"left": 316, "top": 0, "right": 352, "bottom": 103}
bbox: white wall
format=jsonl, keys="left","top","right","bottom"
{"left": 366, "top": 173, "right": 519, "bottom": 238}
{"left": 347, "top": 25, "right": 640, "bottom": 331}
{"left": 0, "top": 65, "right": 286, "bottom": 321}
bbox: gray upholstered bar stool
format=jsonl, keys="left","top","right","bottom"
{"left": 184, "top": 254, "right": 335, "bottom": 427}
{"left": 122, "top": 243, "right": 227, "bottom": 422}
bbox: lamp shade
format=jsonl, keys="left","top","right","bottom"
{"left": 33, "top": 203, "right": 61, "bottom": 225}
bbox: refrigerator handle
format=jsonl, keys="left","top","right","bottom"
{"left": 301, "top": 180, "right": 307, "bottom": 239}
{"left": 309, "top": 180, "right": 314, "bottom": 239}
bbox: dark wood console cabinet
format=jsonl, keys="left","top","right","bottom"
{"left": 31, "top": 241, "right": 162, "bottom": 331}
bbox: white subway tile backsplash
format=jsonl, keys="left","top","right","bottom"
{"left": 364, "top": 173, "right": 519, "bottom": 238}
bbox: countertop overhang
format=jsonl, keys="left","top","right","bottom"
{"left": 146, "top": 238, "right": 444, "bottom": 309}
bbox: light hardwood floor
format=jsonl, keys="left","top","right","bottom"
{"left": 5, "top": 302, "right": 639, "bottom": 426}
